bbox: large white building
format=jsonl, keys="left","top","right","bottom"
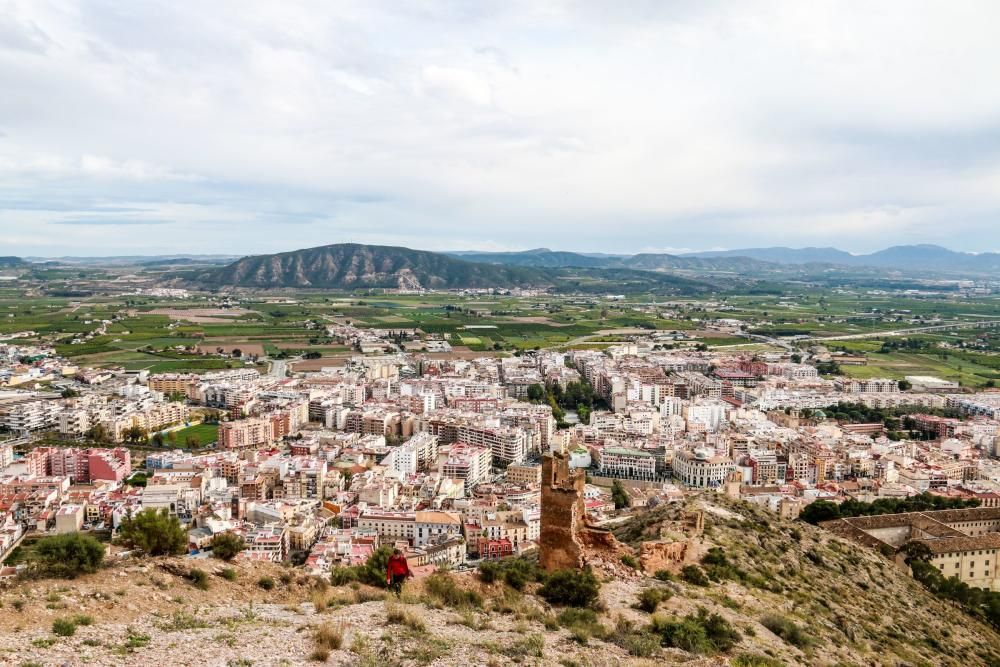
{"left": 672, "top": 448, "right": 734, "bottom": 488}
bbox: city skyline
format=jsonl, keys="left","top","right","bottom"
{"left": 3, "top": 1, "right": 1000, "bottom": 255}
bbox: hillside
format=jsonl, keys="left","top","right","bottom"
{"left": 4, "top": 495, "right": 997, "bottom": 666}
{"left": 0, "top": 256, "right": 26, "bottom": 268}
{"left": 194, "top": 243, "right": 549, "bottom": 289}
{"left": 685, "top": 244, "right": 1000, "bottom": 275}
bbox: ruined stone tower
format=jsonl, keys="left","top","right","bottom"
{"left": 539, "top": 450, "right": 587, "bottom": 571}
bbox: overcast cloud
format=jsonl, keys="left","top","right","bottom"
{"left": 2, "top": 0, "right": 1000, "bottom": 256}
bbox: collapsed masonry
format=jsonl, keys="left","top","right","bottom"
{"left": 539, "top": 451, "right": 638, "bottom": 578}
{"left": 539, "top": 451, "right": 627, "bottom": 573}
{"left": 539, "top": 451, "right": 705, "bottom": 577}
{"left": 638, "top": 509, "right": 705, "bottom": 574}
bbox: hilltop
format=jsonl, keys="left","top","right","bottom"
{"left": 185, "top": 243, "right": 717, "bottom": 294}
{"left": 3, "top": 495, "right": 997, "bottom": 666}
{"left": 191, "top": 243, "right": 549, "bottom": 290}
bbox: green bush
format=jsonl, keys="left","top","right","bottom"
{"left": 636, "top": 587, "right": 672, "bottom": 613}
{"left": 188, "top": 568, "right": 210, "bottom": 590}
{"left": 477, "top": 557, "right": 542, "bottom": 591}
{"left": 680, "top": 565, "right": 710, "bottom": 587}
{"left": 653, "top": 569, "right": 675, "bottom": 582}
{"left": 621, "top": 554, "right": 639, "bottom": 570}
{"left": 118, "top": 509, "right": 187, "bottom": 556}
{"left": 620, "top": 632, "right": 661, "bottom": 658}
{"left": 33, "top": 533, "right": 105, "bottom": 578}
{"left": 71, "top": 614, "right": 93, "bottom": 626}
{"left": 425, "top": 571, "right": 483, "bottom": 609}
{"left": 52, "top": 618, "right": 77, "bottom": 637}
{"left": 537, "top": 568, "right": 601, "bottom": 608}
{"left": 210, "top": 533, "right": 246, "bottom": 561}
{"left": 650, "top": 608, "right": 740, "bottom": 655}
{"left": 761, "top": 614, "right": 811, "bottom": 648}
{"left": 219, "top": 567, "right": 237, "bottom": 581}
{"left": 257, "top": 576, "right": 275, "bottom": 591}
{"left": 328, "top": 546, "right": 391, "bottom": 589}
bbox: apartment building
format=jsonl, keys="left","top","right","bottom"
{"left": 457, "top": 422, "right": 529, "bottom": 465}
{"left": 594, "top": 446, "right": 658, "bottom": 480}
{"left": 220, "top": 417, "right": 274, "bottom": 449}
{"left": 358, "top": 509, "right": 462, "bottom": 547}
{"left": 439, "top": 443, "right": 492, "bottom": 490}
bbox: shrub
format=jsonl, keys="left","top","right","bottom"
{"left": 33, "top": 533, "right": 105, "bottom": 578}
{"left": 476, "top": 557, "right": 541, "bottom": 591}
{"left": 761, "top": 614, "right": 811, "bottom": 648}
{"left": 328, "top": 546, "right": 392, "bottom": 589}
{"left": 210, "top": 533, "right": 246, "bottom": 561}
{"left": 732, "top": 653, "right": 784, "bottom": 667}
{"left": 118, "top": 509, "right": 187, "bottom": 556}
{"left": 188, "top": 568, "right": 210, "bottom": 590}
{"left": 219, "top": 567, "right": 238, "bottom": 581}
{"left": 650, "top": 608, "right": 740, "bottom": 655}
{"left": 636, "top": 587, "right": 672, "bottom": 613}
{"left": 653, "top": 569, "right": 675, "bottom": 582}
{"left": 621, "top": 554, "right": 639, "bottom": 570}
{"left": 314, "top": 622, "right": 344, "bottom": 651}
{"left": 425, "top": 571, "right": 483, "bottom": 609}
{"left": 257, "top": 576, "right": 276, "bottom": 591}
{"left": 385, "top": 603, "right": 426, "bottom": 632}
{"left": 680, "top": 565, "right": 710, "bottom": 587}
{"left": 537, "top": 568, "right": 601, "bottom": 608}
{"left": 620, "top": 632, "right": 660, "bottom": 658}
{"left": 71, "top": 614, "right": 93, "bottom": 626}
{"left": 11, "top": 599, "right": 25, "bottom": 612}
{"left": 52, "top": 618, "right": 77, "bottom": 637}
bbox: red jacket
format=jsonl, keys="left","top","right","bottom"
{"left": 387, "top": 554, "right": 411, "bottom": 582}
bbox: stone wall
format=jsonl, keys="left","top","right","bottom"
{"left": 539, "top": 451, "right": 587, "bottom": 571}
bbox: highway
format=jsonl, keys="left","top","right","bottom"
{"left": 268, "top": 359, "right": 288, "bottom": 378}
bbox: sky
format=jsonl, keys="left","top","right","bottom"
{"left": 2, "top": 1, "right": 1000, "bottom": 257}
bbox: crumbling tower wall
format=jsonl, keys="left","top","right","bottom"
{"left": 539, "top": 451, "right": 587, "bottom": 571}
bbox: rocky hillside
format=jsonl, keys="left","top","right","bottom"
{"left": 4, "top": 495, "right": 998, "bottom": 666}
{"left": 193, "top": 243, "right": 548, "bottom": 289}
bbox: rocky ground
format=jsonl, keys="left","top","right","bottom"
{"left": 2, "top": 494, "right": 999, "bottom": 666}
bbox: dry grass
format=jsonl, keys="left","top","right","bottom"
{"left": 385, "top": 602, "right": 427, "bottom": 633}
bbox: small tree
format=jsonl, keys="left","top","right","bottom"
{"left": 34, "top": 533, "right": 105, "bottom": 578}
{"left": 611, "top": 479, "right": 631, "bottom": 510}
{"left": 537, "top": 568, "right": 601, "bottom": 607}
{"left": 799, "top": 500, "right": 840, "bottom": 525}
{"left": 118, "top": 509, "right": 187, "bottom": 556}
{"left": 526, "top": 383, "right": 546, "bottom": 402}
{"left": 210, "top": 532, "right": 246, "bottom": 561}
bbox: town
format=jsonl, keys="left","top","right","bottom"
{"left": 4, "top": 296, "right": 1000, "bottom": 602}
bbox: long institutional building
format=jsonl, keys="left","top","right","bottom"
{"left": 823, "top": 507, "right": 1000, "bottom": 591}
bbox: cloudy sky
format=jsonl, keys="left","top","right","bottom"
{"left": 2, "top": 1, "right": 1000, "bottom": 257}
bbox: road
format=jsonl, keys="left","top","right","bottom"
{"left": 268, "top": 359, "right": 288, "bottom": 378}
{"left": 804, "top": 319, "right": 1000, "bottom": 342}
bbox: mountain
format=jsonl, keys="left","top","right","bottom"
{"left": 446, "top": 248, "right": 787, "bottom": 274}
{"left": 683, "top": 246, "right": 855, "bottom": 265}
{"left": 684, "top": 244, "right": 1000, "bottom": 275}
{"left": 447, "top": 249, "right": 614, "bottom": 268}
{"left": 194, "top": 243, "right": 549, "bottom": 289}
{"left": 0, "top": 256, "right": 25, "bottom": 268}
{"left": 621, "top": 253, "right": 787, "bottom": 273}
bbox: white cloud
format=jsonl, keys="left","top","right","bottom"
{"left": 0, "top": 0, "right": 999, "bottom": 255}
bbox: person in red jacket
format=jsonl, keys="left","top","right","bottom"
{"left": 386, "top": 548, "right": 412, "bottom": 597}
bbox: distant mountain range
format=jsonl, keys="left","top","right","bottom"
{"left": 448, "top": 244, "right": 1000, "bottom": 277}
{"left": 682, "top": 244, "right": 1000, "bottom": 273}
{"left": 184, "top": 243, "right": 716, "bottom": 294}
{"left": 0, "top": 257, "right": 26, "bottom": 268}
